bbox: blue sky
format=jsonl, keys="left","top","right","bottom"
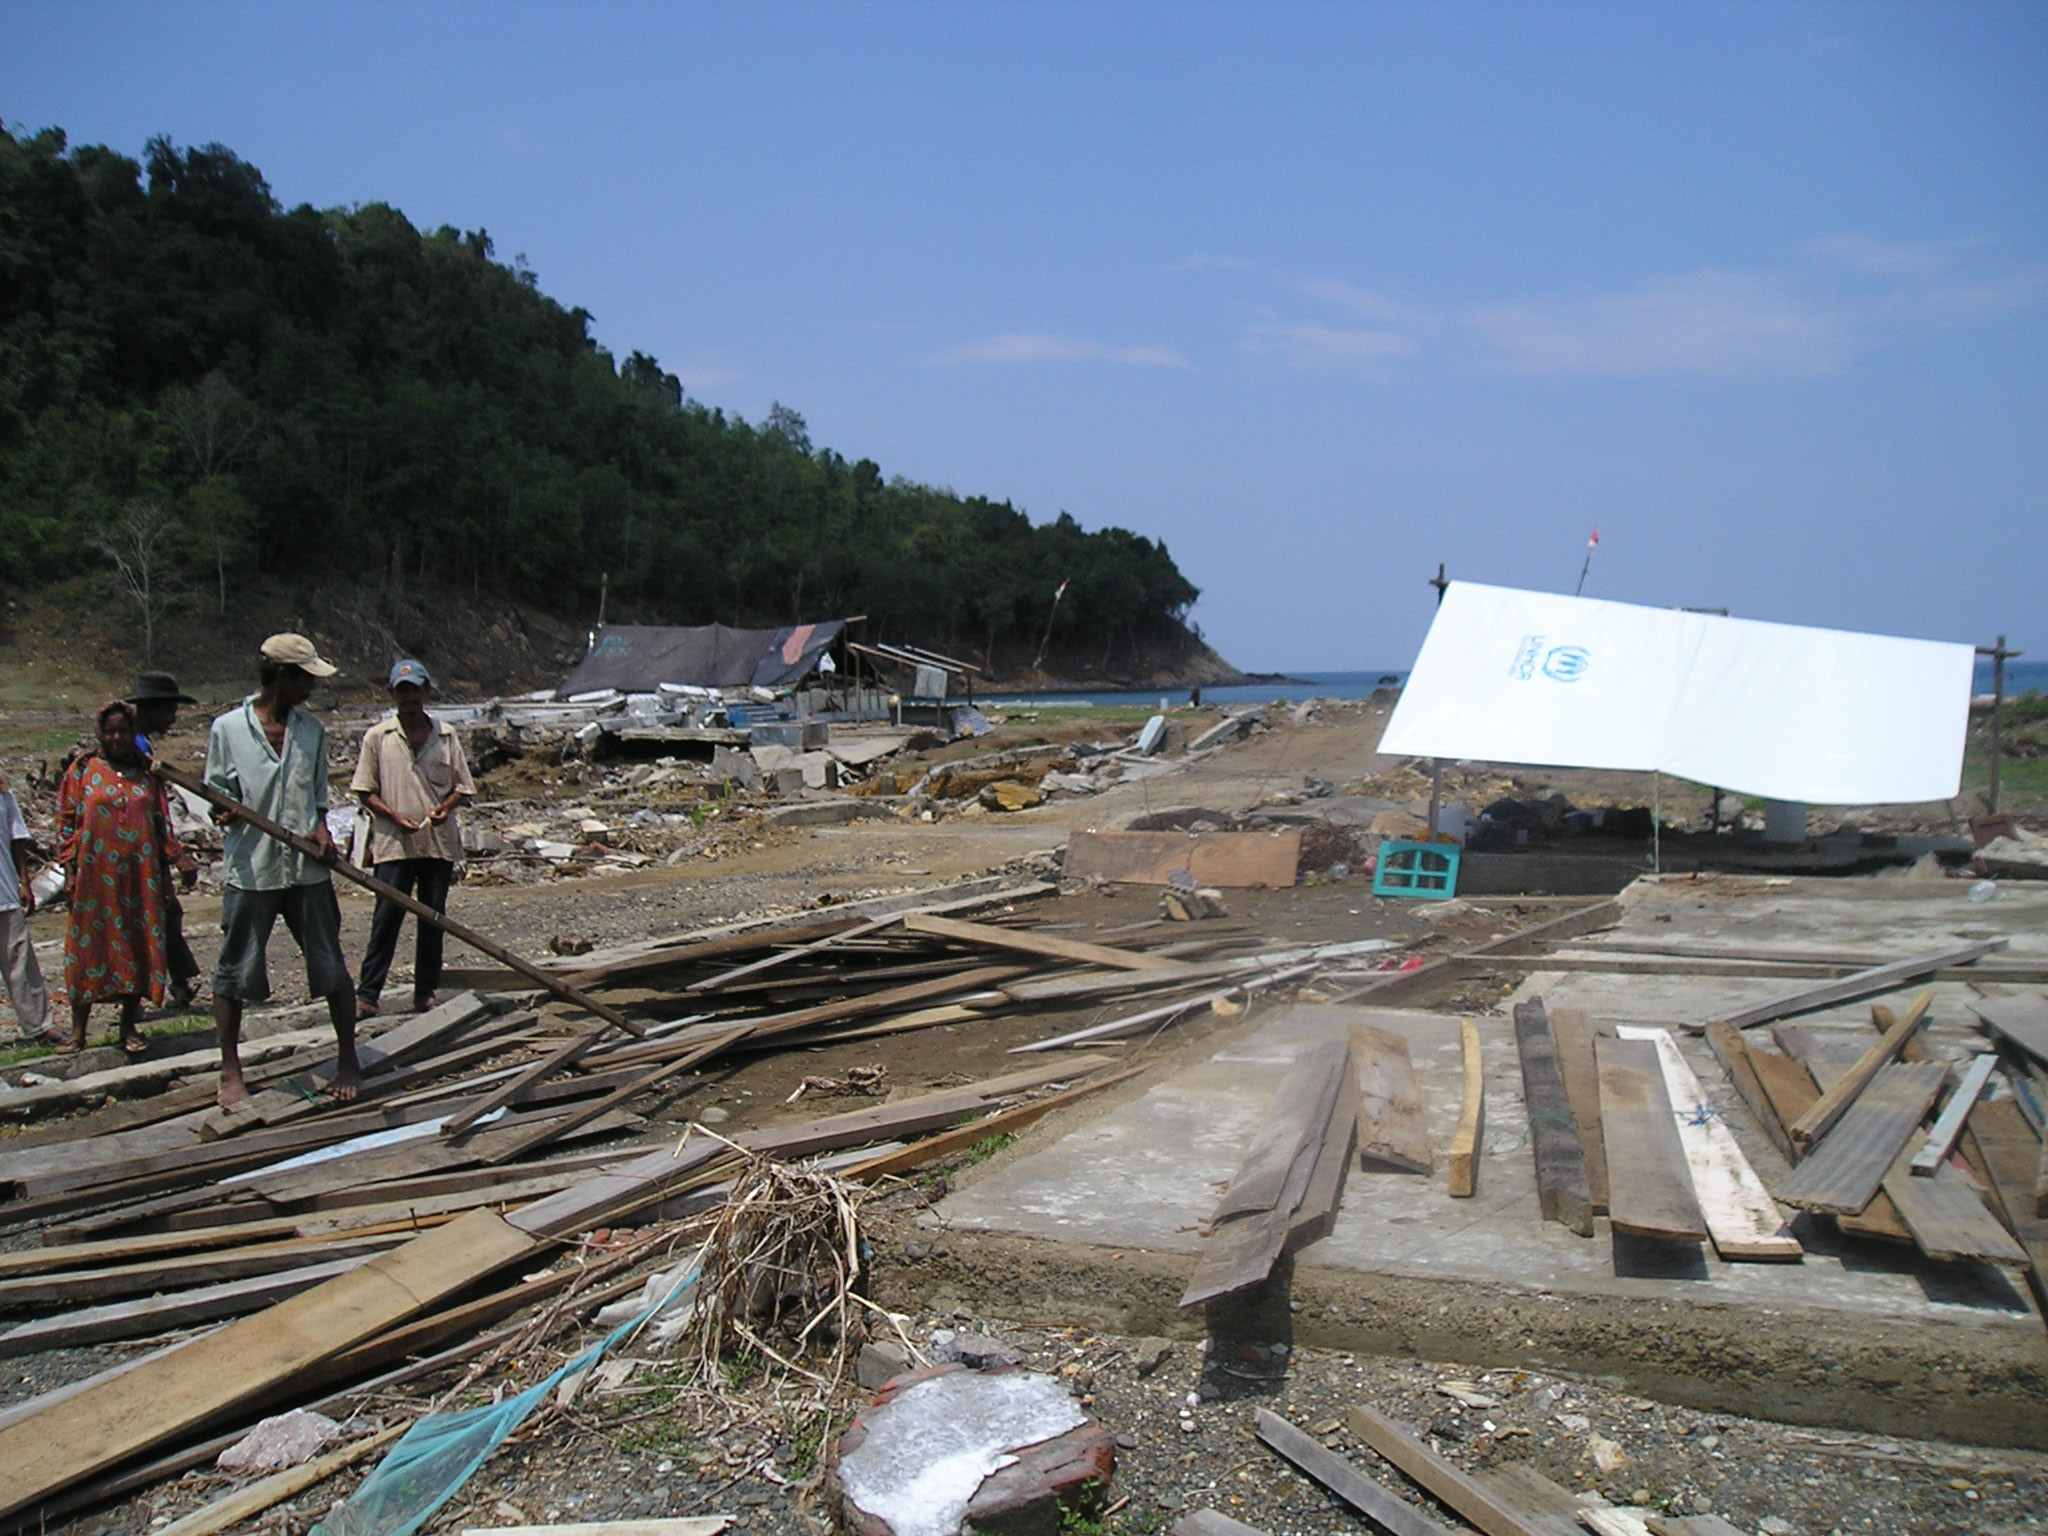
{"left": 7, "top": 1, "right": 2044, "bottom": 671}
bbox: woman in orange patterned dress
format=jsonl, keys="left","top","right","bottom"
{"left": 55, "top": 702, "right": 195, "bottom": 1054}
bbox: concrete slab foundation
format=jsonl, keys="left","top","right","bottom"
{"left": 927, "top": 877, "right": 2048, "bottom": 1448}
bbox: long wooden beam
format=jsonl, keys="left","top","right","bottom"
{"left": 0, "top": 1208, "right": 541, "bottom": 1522}
{"left": 1788, "top": 992, "right": 1932, "bottom": 1147}
{"left": 1693, "top": 941, "right": 2006, "bottom": 1034}
{"left": 153, "top": 761, "right": 646, "bottom": 1040}
{"left": 902, "top": 911, "right": 1179, "bottom": 970}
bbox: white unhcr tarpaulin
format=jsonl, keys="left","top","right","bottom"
{"left": 1377, "top": 582, "right": 1975, "bottom": 805}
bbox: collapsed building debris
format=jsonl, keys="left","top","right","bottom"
{"left": 2, "top": 669, "right": 2045, "bottom": 1534}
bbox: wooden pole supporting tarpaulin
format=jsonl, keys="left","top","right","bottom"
{"left": 152, "top": 761, "right": 647, "bottom": 1044}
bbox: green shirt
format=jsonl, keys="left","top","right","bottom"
{"left": 204, "top": 697, "right": 331, "bottom": 890}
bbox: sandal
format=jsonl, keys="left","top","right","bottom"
{"left": 121, "top": 1033, "right": 151, "bottom": 1058}
{"left": 354, "top": 998, "right": 381, "bottom": 1022}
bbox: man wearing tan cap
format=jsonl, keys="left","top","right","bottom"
{"left": 203, "top": 633, "right": 361, "bottom": 1106}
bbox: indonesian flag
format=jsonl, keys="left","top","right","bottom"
{"left": 1054, "top": 578, "right": 1070, "bottom": 600}
{"left": 1588, "top": 527, "right": 1600, "bottom": 549}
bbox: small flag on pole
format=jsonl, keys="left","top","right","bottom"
{"left": 1588, "top": 526, "right": 1600, "bottom": 549}
{"left": 1575, "top": 527, "right": 1600, "bottom": 596}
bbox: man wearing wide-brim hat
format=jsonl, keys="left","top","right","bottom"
{"left": 124, "top": 671, "right": 203, "bottom": 1006}
{"left": 203, "top": 633, "right": 361, "bottom": 1107}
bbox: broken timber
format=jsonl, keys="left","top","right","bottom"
{"left": 1787, "top": 991, "right": 1933, "bottom": 1147}
{"left": 1548, "top": 1007, "right": 1610, "bottom": 1211}
{"left": 0, "top": 1208, "right": 539, "bottom": 1522}
{"left": 1879, "top": 1137, "right": 2030, "bottom": 1268}
{"left": 1595, "top": 1035, "right": 1706, "bottom": 1243}
{"left": 1448, "top": 1019, "right": 1484, "bottom": 1198}
{"left": 1252, "top": 1408, "right": 1453, "bottom": 1536}
{"left": 1614, "top": 1026, "right": 1799, "bottom": 1260}
{"left": 1181, "top": 1038, "right": 1348, "bottom": 1307}
{"left": 1693, "top": 941, "right": 2005, "bottom": 1034}
{"left": 1774, "top": 1062, "right": 1948, "bottom": 1215}
{"left": 1969, "top": 991, "right": 2048, "bottom": 1071}
{"left": 902, "top": 910, "right": 1179, "bottom": 969}
{"left": 1511, "top": 999, "right": 1594, "bottom": 1235}
{"left": 1344, "top": 1402, "right": 1581, "bottom": 1536}
{"left": 1350, "top": 1022, "right": 1432, "bottom": 1173}
{"left": 1909, "top": 1052, "right": 1997, "bottom": 1176}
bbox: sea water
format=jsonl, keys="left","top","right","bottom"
{"left": 985, "top": 669, "right": 1409, "bottom": 710}
{"left": 985, "top": 657, "right": 2047, "bottom": 712}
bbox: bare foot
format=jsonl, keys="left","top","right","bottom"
{"left": 327, "top": 1063, "right": 363, "bottom": 1103}
{"left": 216, "top": 1072, "right": 249, "bottom": 1110}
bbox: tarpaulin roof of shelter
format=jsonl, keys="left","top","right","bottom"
{"left": 1378, "top": 582, "right": 1974, "bottom": 805}
{"left": 558, "top": 621, "right": 845, "bottom": 695}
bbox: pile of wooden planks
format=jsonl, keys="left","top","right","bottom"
{"left": 1728, "top": 991, "right": 2044, "bottom": 1288}
{"left": 1180, "top": 1036, "right": 1357, "bottom": 1307}
{"left": 1510, "top": 996, "right": 1800, "bottom": 1260}
{"left": 0, "top": 872, "right": 1333, "bottom": 1527}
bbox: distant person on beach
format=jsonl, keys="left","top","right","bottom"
{"left": 204, "top": 633, "right": 360, "bottom": 1107}
{"left": 0, "top": 769, "right": 54, "bottom": 1043}
{"left": 351, "top": 658, "right": 473, "bottom": 1020}
{"left": 55, "top": 701, "right": 194, "bottom": 1054}
{"left": 126, "top": 671, "right": 203, "bottom": 1007}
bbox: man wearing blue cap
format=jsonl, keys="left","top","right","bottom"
{"left": 351, "top": 659, "right": 474, "bottom": 1018}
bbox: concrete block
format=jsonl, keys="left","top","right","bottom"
{"left": 829, "top": 1362, "right": 1113, "bottom": 1536}
{"left": 751, "top": 720, "right": 831, "bottom": 751}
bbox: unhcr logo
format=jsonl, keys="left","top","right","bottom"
{"left": 1542, "top": 645, "right": 1591, "bottom": 682}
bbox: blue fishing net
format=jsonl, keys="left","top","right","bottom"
{"left": 311, "top": 1257, "right": 700, "bottom": 1536}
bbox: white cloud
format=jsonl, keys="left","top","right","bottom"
{"left": 1800, "top": 233, "right": 1963, "bottom": 279}
{"left": 1240, "top": 321, "right": 1421, "bottom": 370}
{"left": 1463, "top": 269, "right": 1850, "bottom": 377}
{"left": 1291, "top": 278, "right": 1436, "bottom": 332}
{"left": 932, "top": 333, "right": 1192, "bottom": 367}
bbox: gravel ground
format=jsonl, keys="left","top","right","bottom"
{"left": 94, "top": 1268, "right": 2048, "bottom": 1536}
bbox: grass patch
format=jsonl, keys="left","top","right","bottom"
{"left": 1998, "top": 691, "right": 2048, "bottom": 728}
{"left": 782, "top": 1408, "right": 828, "bottom": 1479}
{"left": 960, "top": 1131, "right": 1017, "bottom": 1168}
{"left": 1960, "top": 746, "right": 2048, "bottom": 814}
{"left": 720, "top": 1347, "right": 764, "bottom": 1391}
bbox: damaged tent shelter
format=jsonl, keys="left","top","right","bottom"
{"left": 1379, "top": 581, "right": 1977, "bottom": 842}
{"left": 560, "top": 621, "right": 847, "bottom": 696}
{"left": 548, "top": 619, "right": 898, "bottom": 754}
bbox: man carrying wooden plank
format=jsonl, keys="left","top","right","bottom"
{"left": 351, "top": 659, "right": 475, "bottom": 1021}
{"left": 204, "top": 635, "right": 360, "bottom": 1108}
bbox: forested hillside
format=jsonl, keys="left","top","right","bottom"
{"left": 0, "top": 127, "right": 1213, "bottom": 679}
